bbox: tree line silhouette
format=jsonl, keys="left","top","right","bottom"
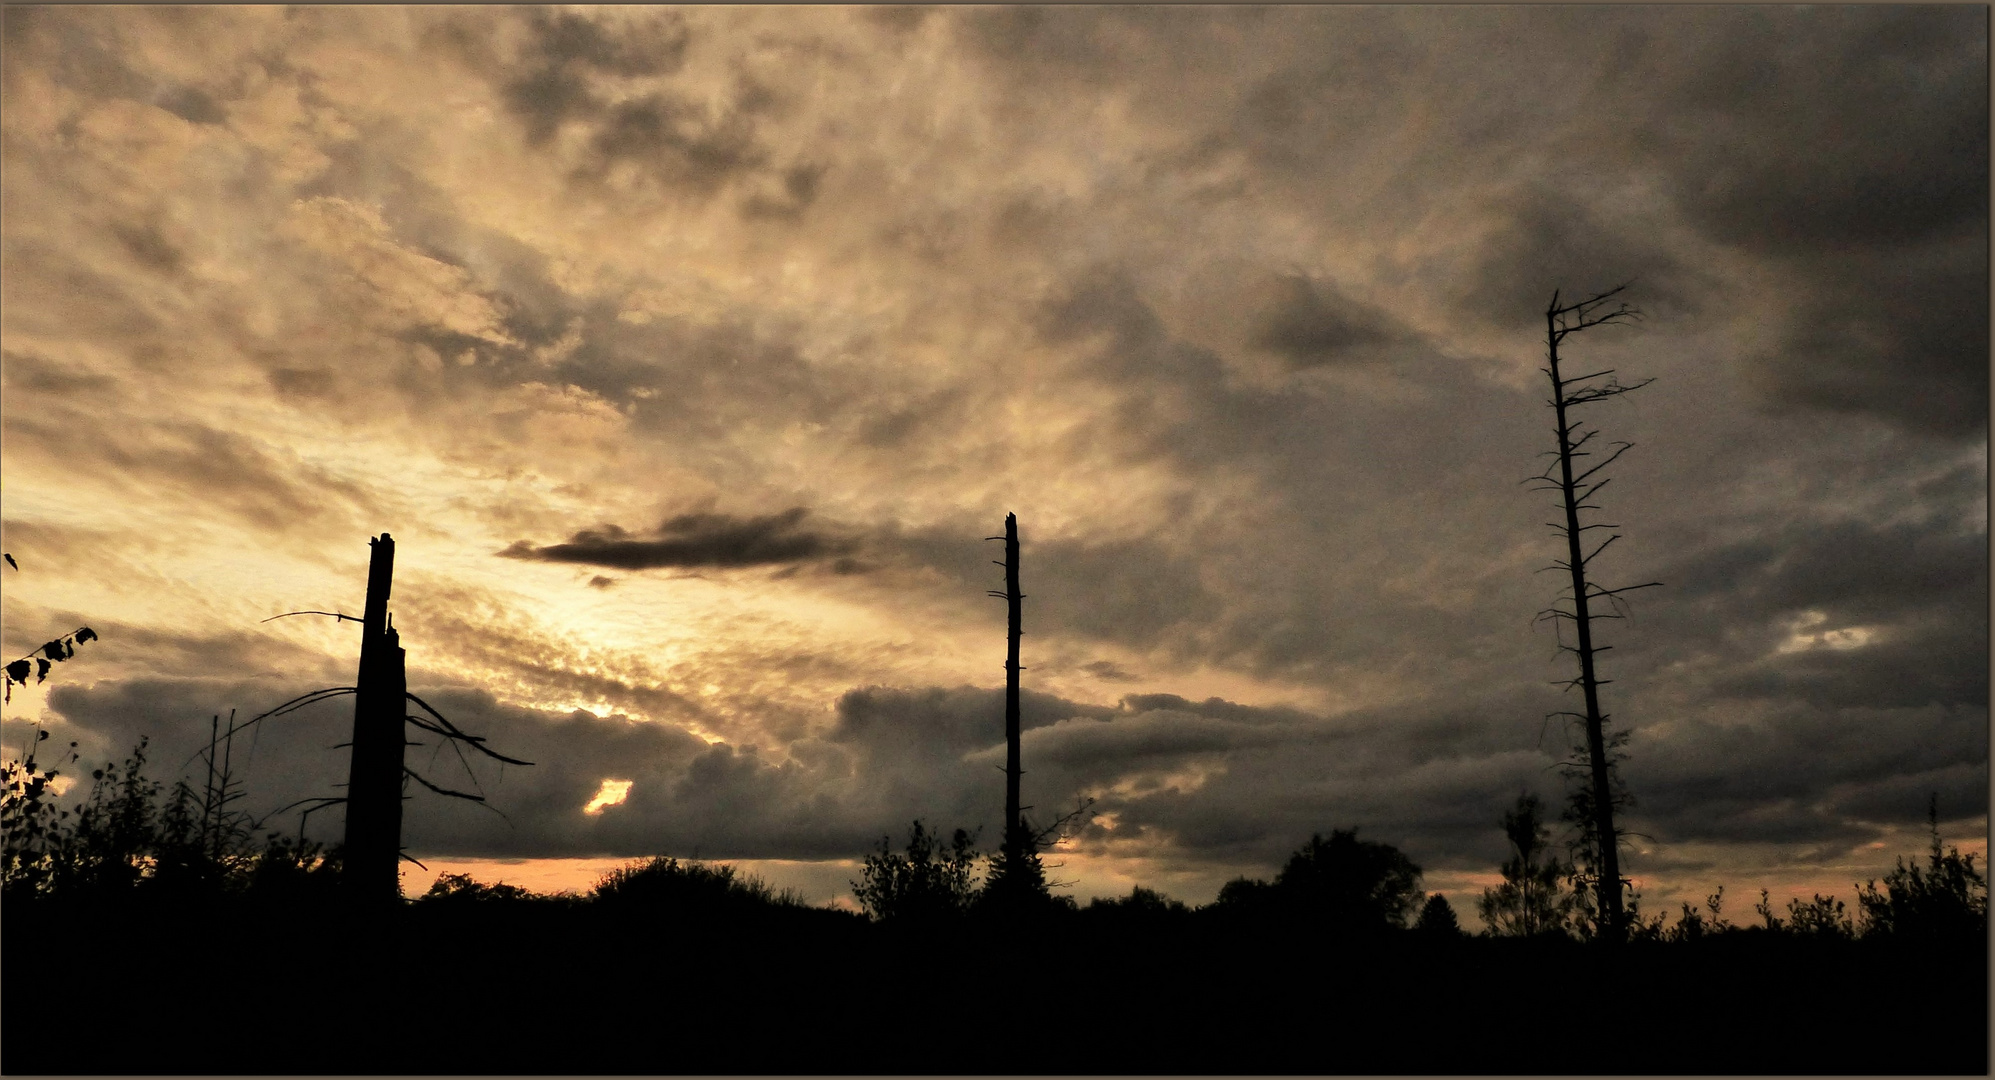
{"left": 0, "top": 289, "right": 1984, "bottom": 1073}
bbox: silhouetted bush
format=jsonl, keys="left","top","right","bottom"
{"left": 1083, "top": 885, "right": 1192, "bottom": 931}
{"left": 592, "top": 855, "right": 795, "bottom": 916}
{"left": 2, "top": 736, "right": 334, "bottom": 903}
{"left": 1856, "top": 809, "right": 1988, "bottom": 940}
{"left": 1784, "top": 893, "right": 1855, "bottom": 939}
{"left": 1662, "top": 886, "right": 1733, "bottom": 942}
{"left": 852, "top": 819, "right": 981, "bottom": 923}
{"left": 421, "top": 871, "right": 539, "bottom": 904}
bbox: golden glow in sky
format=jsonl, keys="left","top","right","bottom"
{"left": 2, "top": 6, "right": 1984, "bottom": 916}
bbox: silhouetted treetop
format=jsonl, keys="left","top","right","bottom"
{"left": 1275, "top": 829, "right": 1424, "bottom": 930}
{"left": 1415, "top": 893, "right": 1463, "bottom": 937}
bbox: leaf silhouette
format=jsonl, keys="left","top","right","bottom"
{"left": 40, "top": 640, "right": 68, "bottom": 662}
{"left": 2, "top": 553, "right": 15, "bottom": 570}
{"left": 35, "top": 658, "right": 52, "bottom": 682}
{"left": 4, "top": 659, "right": 29, "bottom": 685}
{"left": 73, "top": 627, "right": 96, "bottom": 644}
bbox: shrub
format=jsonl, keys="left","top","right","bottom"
{"left": 422, "top": 871, "right": 538, "bottom": 904}
{"left": 852, "top": 820, "right": 980, "bottom": 923}
{"left": 1855, "top": 804, "right": 1988, "bottom": 940}
{"left": 1785, "top": 894, "right": 1854, "bottom": 939}
{"left": 594, "top": 856, "right": 790, "bottom": 915}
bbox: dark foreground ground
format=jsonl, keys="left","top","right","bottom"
{"left": 4, "top": 897, "right": 1986, "bottom": 1075}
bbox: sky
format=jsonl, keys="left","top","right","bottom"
{"left": 1, "top": 5, "right": 1986, "bottom": 921}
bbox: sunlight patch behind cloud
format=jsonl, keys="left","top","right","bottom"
{"left": 582, "top": 778, "right": 633, "bottom": 815}
{"left": 1775, "top": 610, "right": 1878, "bottom": 654}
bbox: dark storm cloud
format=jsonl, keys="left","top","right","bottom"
{"left": 1626, "top": 702, "right": 1988, "bottom": 845}
{"left": 1030, "top": 261, "right": 1500, "bottom": 489}
{"left": 1033, "top": 266, "right": 1314, "bottom": 477}
{"left": 29, "top": 678, "right": 362, "bottom": 815}
{"left": 27, "top": 642, "right": 1982, "bottom": 881}
{"left": 1745, "top": 256, "right": 1988, "bottom": 439}
{"left": 492, "top": 9, "right": 691, "bottom": 145}
{"left": 500, "top": 508, "right": 854, "bottom": 572}
{"left": 828, "top": 684, "right": 1113, "bottom": 751}
{"left": 1082, "top": 660, "right": 1136, "bottom": 683}
{"left": 866, "top": 519, "right": 1227, "bottom": 662}
{"left": 0, "top": 349, "right": 116, "bottom": 398}
{"left": 1, "top": 6, "right": 206, "bottom": 117}
{"left": 1250, "top": 274, "right": 1395, "bottom": 368}
{"left": 1634, "top": 6, "right": 1986, "bottom": 256}
{"left": 951, "top": 7, "right": 1134, "bottom": 84}
{"left": 741, "top": 162, "right": 826, "bottom": 222}
{"left": 578, "top": 92, "right": 766, "bottom": 195}
{"left": 430, "top": 8, "right": 800, "bottom": 205}
{"left": 1625, "top": 515, "right": 1989, "bottom": 713}
{"left": 971, "top": 6, "right": 1987, "bottom": 440}
{"left": 1017, "top": 262, "right": 1573, "bottom": 682}
{"left": 1450, "top": 185, "right": 1700, "bottom": 332}
{"left": 1613, "top": 6, "right": 1987, "bottom": 438}
{"left": 109, "top": 220, "right": 184, "bottom": 275}
{"left": 153, "top": 83, "right": 225, "bottom": 125}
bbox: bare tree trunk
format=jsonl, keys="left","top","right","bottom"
{"left": 1549, "top": 325, "right": 1623, "bottom": 942}
{"left": 343, "top": 533, "right": 407, "bottom": 903}
{"left": 1001, "top": 513, "right": 1023, "bottom": 863}
{"left": 1535, "top": 287, "right": 1659, "bottom": 945}
{"left": 978, "top": 511, "right": 1048, "bottom": 910}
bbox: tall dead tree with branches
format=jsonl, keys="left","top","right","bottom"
{"left": 256, "top": 533, "right": 530, "bottom": 904}
{"left": 1529, "top": 285, "right": 1660, "bottom": 944}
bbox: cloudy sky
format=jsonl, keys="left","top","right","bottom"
{"left": 2, "top": 5, "right": 1985, "bottom": 918}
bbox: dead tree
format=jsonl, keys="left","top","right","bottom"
{"left": 1528, "top": 285, "right": 1660, "bottom": 944}
{"left": 976, "top": 514, "right": 1099, "bottom": 912}
{"left": 253, "top": 533, "right": 530, "bottom": 904}
{"left": 983, "top": 512, "right": 1035, "bottom": 899}
{"left": 342, "top": 534, "right": 408, "bottom": 902}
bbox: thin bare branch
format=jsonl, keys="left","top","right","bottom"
{"left": 1572, "top": 442, "right": 1634, "bottom": 485}
{"left": 260, "top": 610, "right": 362, "bottom": 625}
{"left": 182, "top": 687, "right": 356, "bottom": 770}
{"left": 1589, "top": 581, "right": 1664, "bottom": 598}
{"left": 1564, "top": 377, "right": 1655, "bottom": 407}
{"left": 403, "top": 766, "right": 484, "bottom": 802}
{"left": 404, "top": 691, "right": 533, "bottom": 765}
{"left": 272, "top": 794, "right": 348, "bottom": 816}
